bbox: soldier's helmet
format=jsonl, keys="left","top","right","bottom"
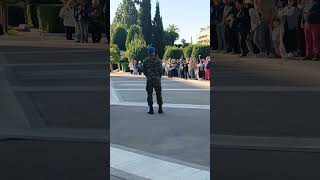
{"left": 148, "top": 47, "right": 156, "bottom": 54}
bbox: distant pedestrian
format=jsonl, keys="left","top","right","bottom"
{"left": 129, "top": 62, "right": 134, "bottom": 74}
{"left": 90, "top": 7, "right": 102, "bottom": 43}
{"left": 138, "top": 61, "right": 143, "bottom": 75}
{"left": 74, "top": 0, "right": 81, "bottom": 42}
{"left": 78, "top": 0, "right": 91, "bottom": 43}
{"left": 59, "top": 0, "right": 76, "bottom": 40}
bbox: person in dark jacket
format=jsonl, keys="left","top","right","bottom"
{"left": 234, "top": 0, "right": 251, "bottom": 57}
{"left": 90, "top": 7, "right": 102, "bottom": 43}
{"left": 302, "top": 0, "right": 320, "bottom": 60}
{"left": 223, "top": 0, "right": 239, "bottom": 54}
{"left": 214, "top": 0, "right": 226, "bottom": 52}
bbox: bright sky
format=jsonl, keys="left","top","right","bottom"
{"left": 110, "top": 0, "right": 209, "bottom": 43}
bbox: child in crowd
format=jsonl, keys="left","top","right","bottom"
{"left": 272, "top": 18, "right": 281, "bottom": 57}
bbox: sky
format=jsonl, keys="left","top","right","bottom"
{"left": 110, "top": 0, "right": 210, "bottom": 43}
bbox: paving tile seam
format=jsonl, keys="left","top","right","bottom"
{"left": 212, "top": 134, "right": 320, "bottom": 152}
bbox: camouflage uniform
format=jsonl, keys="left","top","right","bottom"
{"left": 143, "top": 56, "right": 163, "bottom": 106}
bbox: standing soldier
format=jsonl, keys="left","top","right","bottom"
{"left": 143, "top": 47, "right": 164, "bottom": 114}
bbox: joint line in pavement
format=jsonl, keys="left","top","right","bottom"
{"left": 212, "top": 134, "right": 320, "bottom": 152}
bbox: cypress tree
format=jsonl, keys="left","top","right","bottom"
{"left": 152, "top": 1, "right": 164, "bottom": 58}
{"left": 137, "top": 0, "right": 152, "bottom": 45}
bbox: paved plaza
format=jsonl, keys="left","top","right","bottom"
{"left": 110, "top": 72, "right": 210, "bottom": 180}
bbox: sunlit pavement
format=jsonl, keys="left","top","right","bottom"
{"left": 110, "top": 72, "right": 210, "bottom": 180}
{"left": 212, "top": 52, "right": 320, "bottom": 179}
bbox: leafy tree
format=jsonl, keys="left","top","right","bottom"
{"left": 181, "top": 39, "right": 190, "bottom": 48}
{"left": 152, "top": 1, "right": 164, "bottom": 58}
{"left": 183, "top": 45, "right": 193, "bottom": 59}
{"left": 125, "top": 35, "right": 148, "bottom": 62}
{"left": 163, "top": 46, "right": 184, "bottom": 60}
{"left": 136, "top": 0, "right": 152, "bottom": 45}
{"left": 113, "top": 0, "right": 138, "bottom": 29}
{"left": 191, "top": 44, "right": 210, "bottom": 59}
{"left": 164, "top": 24, "right": 179, "bottom": 46}
{"left": 125, "top": 24, "right": 143, "bottom": 50}
{"left": 110, "top": 43, "right": 121, "bottom": 64}
{"left": 111, "top": 24, "right": 127, "bottom": 50}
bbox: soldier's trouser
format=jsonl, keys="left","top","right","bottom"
{"left": 146, "top": 79, "right": 163, "bottom": 106}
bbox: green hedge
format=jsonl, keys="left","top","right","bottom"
{"left": 163, "top": 46, "right": 184, "bottom": 60}
{"left": 8, "top": 6, "right": 25, "bottom": 26}
{"left": 37, "top": 5, "right": 64, "bottom": 33}
{"left": 25, "top": 4, "right": 39, "bottom": 28}
{"left": 191, "top": 44, "right": 210, "bottom": 59}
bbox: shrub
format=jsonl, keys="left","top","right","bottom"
{"left": 125, "top": 24, "right": 142, "bottom": 50}
{"left": 163, "top": 46, "right": 184, "bottom": 60}
{"left": 125, "top": 35, "right": 148, "bottom": 62}
{"left": 110, "top": 44, "right": 121, "bottom": 64}
{"left": 111, "top": 24, "right": 127, "bottom": 51}
{"left": 37, "top": 4, "right": 64, "bottom": 33}
{"left": 191, "top": 44, "right": 210, "bottom": 59}
{"left": 183, "top": 45, "right": 193, "bottom": 59}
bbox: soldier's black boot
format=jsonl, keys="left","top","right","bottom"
{"left": 148, "top": 106, "right": 154, "bottom": 114}
{"left": 158, "top": 105, "right": 163, "bottom": 114}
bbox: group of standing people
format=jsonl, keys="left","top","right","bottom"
{"left": 162, "top": 57, "right": 211, "bottom": 81}
{"left": 211, "top": 0, "right": 320, "bottom": 60}
{"left": 59, "top": 0, "right": 105, "bottom": 43}
{"left": 129, "top": 60, "right": 143, "bottom": 75}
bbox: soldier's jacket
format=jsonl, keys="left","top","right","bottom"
{"left": 142, "top": 57, "right": 162, "bottom": 80}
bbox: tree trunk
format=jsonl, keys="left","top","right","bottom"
{"left": 0, "top": 4, "right": 8, "bottom": 34}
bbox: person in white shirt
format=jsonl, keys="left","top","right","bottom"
{"left": 59, "top": 0, "right": 76, "bottom": 40}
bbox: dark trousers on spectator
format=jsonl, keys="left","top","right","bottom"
{"left": 284, "top": 28, "right": 298, "bottom": 54}
{"left": 199, "top": 70, "right": 204, "bottom": 79}
{"left": 91, "top": 22, "right": 101, "bottom": 43}
{"left": 65, "top": 26, "right": 74, "bottom": 40}
{"left": 239, "top": 31, "right": 249, "bottom": 55}
{"left": 80, "top": 20, "right": 89, "bottom": 43}
{"left": 305, "top": 23, "right": 320, "bottom": 58}
{"left": 225, "top": 25, "right": 239, "bottom": 53}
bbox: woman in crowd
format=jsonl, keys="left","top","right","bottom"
{"left": 183, "top": 60, "right": 189, "bottom": 80}
{"left": 198, "top": 60, "right": 205, "bottom": 79}
{"left": 214, "top": 0, "right": 226, "bottom": 52}
{"left": 302, "top": 0, "right": 320, "bottom": 60}
{"left": 283, "top": 0, "right": 301, "bottom": 58}
{"left": 90, "top": 6, "right": 102, "bottom": 43}
{"left": 133, "top": 60, "right": 138, "bottom": 75}
{"left": 204, "top": 57, "right": 211, "bottom": 81}
{"left": 138, "top": 61, "right": 143, "bottom": 75}
{"left": 223, "top": 0, "right": 239, "bottom": 54}
{"left": 272, "top": 18, "right": 282, "bottom": 57}
{"left": 129, "top": 61, "right": 134, "bottom": 74}
{"left": 234, "top": 0, "right": 251, "bottom": 57}
{"left": 245, "top": 0, "right": 265, "bottom": 57}
{"left": 59, "top": 0, "right": 76, "bottom": 40}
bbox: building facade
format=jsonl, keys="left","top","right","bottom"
{"left": 194, "top": 26, "right": 210, "bottom": 45}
